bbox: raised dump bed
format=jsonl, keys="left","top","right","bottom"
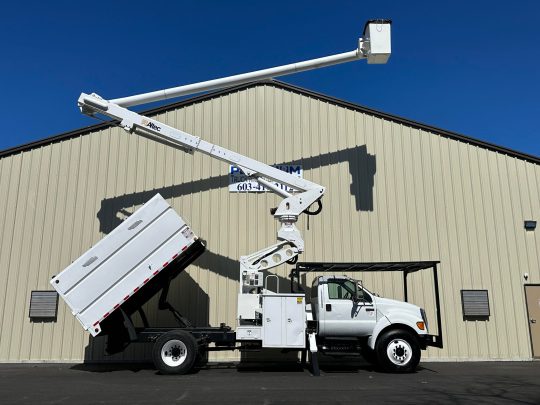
{"left": 50, "top": 193, "right": 203, "bottom": 337}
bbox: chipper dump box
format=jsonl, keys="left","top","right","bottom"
{"left": 51, "top": 194, "right": 234, "bottom": 357}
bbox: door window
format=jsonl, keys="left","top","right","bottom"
{"left": 327, "top": 280, "right": 356, "bottom": 300}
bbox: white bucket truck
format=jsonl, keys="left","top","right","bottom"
{"left": 51, "top": 19, "right": 443, "bottom": 375}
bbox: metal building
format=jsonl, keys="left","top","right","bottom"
{"left": 0, "top": 81, "right": 539, "bottom": 363}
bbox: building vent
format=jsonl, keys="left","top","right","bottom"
{"left": 461, "top": 289, "right": 490, "bottom": 318}
{"left": 29, "top": 291, "right": 58, "bottom": 320}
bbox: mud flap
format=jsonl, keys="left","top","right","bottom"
{"left": 308, "top": 332, "right": 320, "bottom": 376}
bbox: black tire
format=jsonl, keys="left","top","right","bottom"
{"left": 375, "top": 329, "right": 421, "bottom": 373}
{"left": 152, "top": 330, "right": 198, "bottom": 375}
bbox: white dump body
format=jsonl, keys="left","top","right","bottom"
{"left": 51, "top": 194, "right": 198, "bottom": 337}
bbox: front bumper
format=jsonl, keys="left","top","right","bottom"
{"left": 420, "top": 333, "right": 443, "bottom": 349}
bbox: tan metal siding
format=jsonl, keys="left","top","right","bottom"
{"left": 0, "top": 84, "right": 539, "bottom": 362}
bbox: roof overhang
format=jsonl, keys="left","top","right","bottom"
{"left": 1, "top": 80, "right": 538, "bottom": 165}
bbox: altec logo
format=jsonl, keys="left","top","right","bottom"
{"left": 141, "top": 119, "right": 161, "bottom": 132}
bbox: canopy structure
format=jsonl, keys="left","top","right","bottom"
{"left": 291, "top": 260, "right": 443, "bottom": 348}
{"left": 293, "top": 261, "right": 440, "bottom": 274}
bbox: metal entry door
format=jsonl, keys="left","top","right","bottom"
{"left": 525, "top": 285, "right": 540, "bottom": 358}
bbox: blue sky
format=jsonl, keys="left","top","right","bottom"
{"left": 1, "top": 1, "right": 539, "bottom": 155}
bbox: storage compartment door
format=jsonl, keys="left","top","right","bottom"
{"left": 262, "top": 296, "right": 283, "bottom": 347}
{"left": 285, "top": 296, "right": 305, "bottom": 348}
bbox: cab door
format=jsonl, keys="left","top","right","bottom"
{"left": 320, "top": 279, "right": 376, "bottom": 337}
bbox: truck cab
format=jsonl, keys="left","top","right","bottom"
{"left": 312, "top": 276, "right": 376, "bottom": 337}
{"left": 311, "top": 275, "right": 430, "bottom": 372}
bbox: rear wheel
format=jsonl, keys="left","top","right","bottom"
{"left": 152, "top": 330, "right": 198, "bottom": 375}
{"left": 375, "top": 329, "right": 420, "bottom": 373}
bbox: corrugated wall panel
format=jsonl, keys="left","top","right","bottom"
{"left": 0, "top": 155, "right": 15, "bottom": 358}
{"left": 0, "top": 84, "right": 539, "bottom": 362}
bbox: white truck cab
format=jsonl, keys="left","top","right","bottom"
{"left": 310, "top": 275, "right": 430, "bottom": 372}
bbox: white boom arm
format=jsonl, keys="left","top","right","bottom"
{"left": 78, "top": 20, "right": 391, "bottom": 313}
{"left": 110, "top": 19, "right": 391, "bottom": 107}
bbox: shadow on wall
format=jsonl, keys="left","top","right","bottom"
{"left": 84, "top": 271, "right": 210, "bottom": 363}
{"left": 96, "top": 145, "right": 376, "bottom": 234}
{"left": 83, "top": 144, "right": 375, "bottom": 363}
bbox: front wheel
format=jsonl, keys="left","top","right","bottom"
{"left": 375, "top": 329, "right": 421, "bottom": 373}
{"left": 152, "top": 330, "right": 198, "bottom": 375}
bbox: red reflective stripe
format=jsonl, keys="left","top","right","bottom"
{"left": 143, "top": 278, "right": 149, "bottom": 284}
{"left": 182, "top": 246, "right": 187, "bottom": 251}
{"left": 163, "top": 262, "right": 169, "bottom": 267}
{"left": 114, "top": 304, "right": 120, "bottom": 310}
{"left": 153, "top": 271, "right": 159, "bottom": 276}
{"left": 134, "top": 287, "right": 139, "bottom": 292}
{"left": 123, "top": 295, "right": 130, "bottom": 301}
{"left": 172, "top": 254, "right": 178, "bottom": 259}
{"left": 103, "top": 312, "right": 110, "bottom": 318}
{"left": 93, "top": 321, "right": 99, "bottom": 327}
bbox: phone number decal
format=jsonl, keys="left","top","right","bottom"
{"left": 228, "top": 165, "right": 302, "bottom": 192}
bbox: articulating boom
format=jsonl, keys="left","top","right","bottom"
{"left": 78, "top": 19, "right": 391, "bottom": 319}
{"left": 78, "top": 93, "right": 325, "bottom": 287}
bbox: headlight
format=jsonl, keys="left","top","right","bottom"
{"left": 420, "top": 308, "right": 429, "bottom": 331}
